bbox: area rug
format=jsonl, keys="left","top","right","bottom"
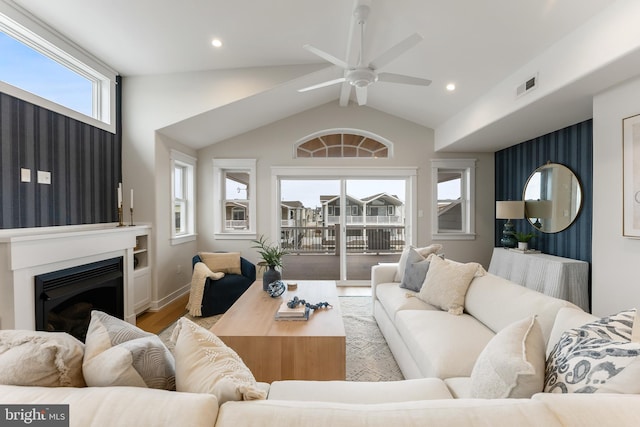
{"left": 158, "top": 296, "right": 404, "bottom": 382}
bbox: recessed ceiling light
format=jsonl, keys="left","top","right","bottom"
{"left": 446, "top": 83, "right": 456, "bottom": 91}
{"left": 211, "top": 38, "right": 222, "bottom": 48}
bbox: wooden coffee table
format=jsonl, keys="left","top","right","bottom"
{"left": 211, "top": 280, "right": 346, "bottom": 382}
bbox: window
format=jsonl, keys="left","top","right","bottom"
{"left": 171, "top": 150, "right": 196, "bottom": 244}
{"left": 213, "top": 159, "right": 256, "bottom": 238}
{"left": 431, "top": 159, "right": 476, "bottom": 240}
{"left": 295, "top": 130, "right": 392, "bottom": 158}
{"left": 0, "top": 7, "right": 116, "bottom": 132}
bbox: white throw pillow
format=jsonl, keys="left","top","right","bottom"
{"left": 544, "top": 308, "right": 640, "bottom": 393}
{"left": 83, "top": 310, "right": 176, "bottom": 390}
{"left": 394, "top": 244, "right": 442, "bottom": 282}
{"left": 418, "top": 254, "right": 483, "bottom": 315}
{"left": 470, "top": 316, "right": 545, "bottom": 398}
{"left": 0, "top": 330, "right": 85, "bottom": 387}
{"left": 170, "top": 317, "right": 267, "bottom": 404}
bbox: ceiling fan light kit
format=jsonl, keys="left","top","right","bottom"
{"left": 298, "top": 4, "right": 431, "bottom": 106}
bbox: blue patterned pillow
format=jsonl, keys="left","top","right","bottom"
{"left": 544, "top": 309, "right": 640, "bottom": 393}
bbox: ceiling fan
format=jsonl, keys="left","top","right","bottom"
{"left": 298, "top": 4, "right": 431, "bottom": 106}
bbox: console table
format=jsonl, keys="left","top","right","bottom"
{"left": 488, "top": 248, "right": 590, "bottom": 312}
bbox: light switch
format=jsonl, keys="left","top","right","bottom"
{"left": 37, "top": 170, "right": 51, "bottom": 185}
{"left": 20, "top": 168, "right": 31, "bottom": 182}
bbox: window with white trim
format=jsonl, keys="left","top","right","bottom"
{"left": 213, "top": 159, "right": 256, "bottom": 238}
{"left": 0, "top": 8, "right": 116, "bottom": 132}
{"left": 431, "top": 159, "right": 476, "bottom": 240}
{"left": 171, "top": 150, "right": 196, "bottom": 244}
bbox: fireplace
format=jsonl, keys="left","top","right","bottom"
{"left": 35, "top": 257, "right": 124, "bottom": 342}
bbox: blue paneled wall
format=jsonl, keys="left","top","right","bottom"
{"left": 494, "top": 119, "right": 592, "bottom": 263}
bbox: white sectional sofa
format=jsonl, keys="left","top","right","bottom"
{"left": 2, "top": 257, "right": 640, "bottom": 426}
{"left": 371, "top": 261, "right": 580, "bottom": 381}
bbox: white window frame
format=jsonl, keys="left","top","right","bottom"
{"left": 0, "top": 4, "right": 117, "bottom": 133}
{"left": 431, "top": 159, "right": 476, "bottom": 240}
{"left": 170, "top": 150, "right": 197, "bottom": 245}
{"left": 213, "top": 159, "right": 257, "bottom": 239}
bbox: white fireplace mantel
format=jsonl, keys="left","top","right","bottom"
{"left": 0, "top": 223, "right": 151, "bottom": 330}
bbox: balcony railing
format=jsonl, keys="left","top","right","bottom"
{"left": 325, "top": 215, "right": 402, "bottom": 224}
{"left": 225, "top": 220, "right": 248, "bottom": 229}
{"left": 281, "top": 225, "right": 405, "bottom": 254}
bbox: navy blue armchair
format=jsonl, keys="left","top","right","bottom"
{"left": 191, "top": 255, "right": 256, "bottom": 316}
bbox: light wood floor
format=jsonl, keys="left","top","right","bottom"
{"left": 136, "top": 284, "right": 371, "bottom": 334}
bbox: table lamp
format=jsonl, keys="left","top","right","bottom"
{"left": 496, "top": 201, "right": 524, "bottom": 248}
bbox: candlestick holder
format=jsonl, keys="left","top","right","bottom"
{"left": 117, "top": 206, "right": 125, "bottom": 227}
{"left": 129, "top": 208, "right": 135, "bottom": 227}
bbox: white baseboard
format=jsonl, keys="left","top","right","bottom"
{"left": 148, "top": 282, "right": 190, "bottom": 312}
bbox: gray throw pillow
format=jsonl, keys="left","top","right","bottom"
{"left": 399, "top": 248, "right": 430, "bottom": 292}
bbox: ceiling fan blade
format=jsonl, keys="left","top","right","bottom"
{"left": 298, "top": 77, "right": 346, "bottom": 93}
{"left": 339, "top": 81, "right": 351, "bottom": 106}
{"left": 369, "top": 33, "right": 423, "bottom": 70}
{"left": 303, "top": 44, "right": 350, "bottom": 69}
{"left": 355, "top": 86, "right": 368, "bottom": 106}
{"left": 378, "top": 72, "right": 432, "bottom": 86}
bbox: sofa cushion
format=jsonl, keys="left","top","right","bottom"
{"left": 268, "top": 378, "right": 453, "bottom": 403}
{"left": 170, "top": 317, "right": 267, "bottom": 404}
{"left": 532, "top": 393, "right": 640, "bottom": 426}
{"left": 83, "top": 311, "right": 176, "bottom": 390}
{"left": 394, "top": 244, "right": 442, "bottom": 283}
{"left": 544, "top": 309, "right": 640, "bottom": 394}
{"left": 375, "top": 283, "right": 437, "bottom": 322}
{"left": 395, "top": 310, "right": 495, "bottom": 378}
{"left": 0, "top": 384, "right": 219, "bottom": 427}
{"left": 198, "top": 251, "right": 242, "bottom": 275}
{"left": 216, "top": 399, "right": 564, "bottom": 427}
{"left": 465, "top": 273, "right": 577, "bottom": 347}
{"left": 399, "top": 248, "right": 432, "bottom": 292}
{"left": 470, "top": 316, "right": 545, "bottom": 398}
{"left": 418, "top": 255, "right": 483, "bottom": 315}
{"left": 0, "top": 330, "right": 85, "bottom": 387}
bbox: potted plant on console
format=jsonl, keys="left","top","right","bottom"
{"left": 252, "top": 235, "right": 289, "bottom": 291}
{"left": 514, "top": 231, "right": 536, "bottom": 251}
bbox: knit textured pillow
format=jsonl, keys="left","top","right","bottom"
{"left": 418, "top": 254, "right": 484, "bottom": 315}
{"left": 83, "top": 310, "right": 176, "bottom": 390}
{"left": 170, "top": 317, "right": 266, "bottom": 404}
{"left": 0, "top": 330, "right": 85, "bottom": 387}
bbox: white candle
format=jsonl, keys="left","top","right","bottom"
{"left": 117, "top": 183, "right": 122, "bottom": 207}
{"left": 130, "top": 189, "right": 134, "bottom": 210}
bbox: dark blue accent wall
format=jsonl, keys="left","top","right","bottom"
{"left": 494, "top": 119, "right": 593, "bottom": 263}
{"left": 0, "top": 78, "right": 121, "bottom": 229}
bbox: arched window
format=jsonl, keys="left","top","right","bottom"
{"left": 295, "top": 131, "right": 391, "bottom": 158}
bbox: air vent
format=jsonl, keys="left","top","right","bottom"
{"left": 516, "top": 74, "right": 538, "bottom": 98}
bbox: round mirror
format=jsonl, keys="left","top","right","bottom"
{"left": 522, "top": 163, "right": 582, "bottom": 233}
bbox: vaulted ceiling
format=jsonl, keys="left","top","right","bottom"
{"left": 9, "top": 0, "right": 640, "bottom": 151}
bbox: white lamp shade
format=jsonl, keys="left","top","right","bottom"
{"left": 496, "top": 201, "right": 525, "bottom": 220}
{"left": 525, "top": 200, "right": 552, "bottom": 218}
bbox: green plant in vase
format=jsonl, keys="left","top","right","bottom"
{"left": 513, "top": 231, "right": 536, "bottom": 250}
{"left": 251, "top": 235, "right": 289, "bottom": 291}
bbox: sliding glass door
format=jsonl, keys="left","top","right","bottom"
{"left": 278, "top": 174, "right": 409, "bottom": 281}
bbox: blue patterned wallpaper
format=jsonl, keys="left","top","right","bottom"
{"left": 0, "top": 79, "right": 121, "bottom": 228}
{"left": 494, "top": 119, "right": 593, "bottom": 263}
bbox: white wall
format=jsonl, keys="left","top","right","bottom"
{"left": 592, "top": 75, "right": 640, "bottom": 316}
{"left": 197, "top": 102, "right": 495, "bottom": 268}
{"left": 121, "top": 65, "right": 325, "bottom": 309}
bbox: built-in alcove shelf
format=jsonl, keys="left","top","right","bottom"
{"left": 0, "top": 223, "right": 152, "bottom": 329}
